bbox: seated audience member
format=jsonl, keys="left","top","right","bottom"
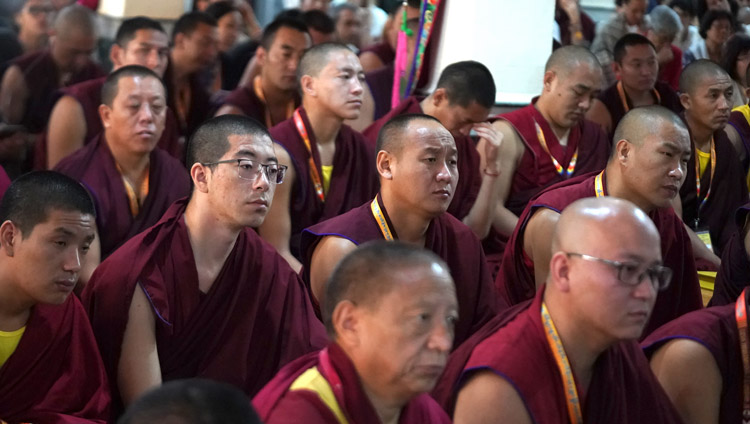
{"left": 497, "top": 106, "right": 702, "bottom": 337}
{"left": 118, "top": 379, "right": 261, "bottom": 424}
{"left": 259, "top": 42, "right": 378, "bottom": 271}
{"left": 204, "top": 1, "right": 243, "bottom": 91}
{"left": 303, "top": 9, "right": 336, "bottom": 45}
{"left": 684, "top": 9, "right": 733, "bottom": 64}
{"left": 216, "top": 17, "right": 310, "bottom": 125}
{"left": 363, "top": 61, "right": 502, "bottom": 239}
{"left": 587, "top": 34, "right": 682, "bottom": 137}
{"left": 14, "top": 0, "right": 54, "bottom": 54}
{"left": 706, "top": 203, "right": 750, "bottom": 305}
{"left": 0, "top": 171, "right": 109, "bottom": 423}
{"left": 591, "top": 0, "right": 649, "bottom": 86}
{"left": 300, "top": 0, "right": 331, "bottom": 12}
{"left": 358, "top": 5, "right": 398, "bottom": 72}
{"left": 486, "top": 46, "right": 609, "bottom": 268}
{"left": 726, "top": 62, "right": 750, "bottom": 175}
{"left": 721, "top": 34, "right": 750, "bottom": 108}
{"left": 450, "top": 197, "right": 684, "bottom": 423}
{"left": 43, "top": 16, "right": 179, "bottom": 169}
{"left": 671, "top": 0, "right": 700, "bottom": 52}
{"left": 254, "top": 241, "right": 453, "bottom": 423}
{"left": 82, "top": 115, "right": 327, "bottom": 415}
{"left": 331, "top": 3, "right": 364, "bottom": 52}
{"left": 555, "top": 0, "right": 596, "bottom": 47}
{"left": 647, "top": 5, "right": 684, "bottom": 91}
{"left": 677, "top": 60, "right": 747, "bottom": 260}
{"left": 55, "top": 66, "right": 191, "bottom": 262}
{"left": 301, "top": 114, "right": 502, "bottom": 348}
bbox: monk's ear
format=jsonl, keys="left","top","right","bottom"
{"left": 615, "top": 138, "right": 630, "bottom": 163}
{"left": 745, "top": 86, "right": 750, "bottom": 101}
{"left": 109, "top": 44, "right": 124, "bottom": 69}
{"left": 542, "top": 70, "right": 556, "bottom": 92}
{"left": 549, "top": 252, "right": 571, "bottom": 292}
{"left": 679, "top": 92, "right": 691, "bottom": 110}
{"left": 612, "top": 61, "right": 622, "bottom": 80}
{"left": 99, "top": 104, "right": 112, "bottom": 129}
{"left": 376, "top": 150, "right": 393, "bottom": 179}
{"left": 332, "top": 300, "right": 360, "bottom": 347}
{"left": 255, "top": 46, "right": 268, "bottom": 66}
{"left": 301, "top": 75, "right": 315, "bottom": 97}
{"left": 191, "top": 163, "right": 210, "bottom": 193}
{"left": 432, "top": 88, "right": 447, "bottom": 107}
{"left": 173, "top": 32, "right": 185, "bottom": 50}
{"left": 0, "top": 220, "right": 19, "bottom": 257}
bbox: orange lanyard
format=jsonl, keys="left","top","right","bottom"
{"left": 616, "top": 81, "right": 661, "bottom": 113}
{"left": 253, "top": 75, "right": 295, "bottom": 128}
{"left": 594, "top": 171, "right": 605, "bottom": 198}
{"left": 541, "top": 302, "right": 584, "bottom": 424}
{"left": 535, "top": 121, "right": 578, "bottom": 179}
{"left": 735, "top": 289, "right": 750, "bottom": 421}
{"left": 694, "top": 138, "right": 717, "bottom": 228}
{"left": 116, "top": 163, "right": 150, "bottom": 217}
{"left": 293, "top": 109, "right": 325, "bottom": 203}
{"left": 370, "top": 197, "right": 395, "bottom": 240}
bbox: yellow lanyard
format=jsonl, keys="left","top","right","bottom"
{"left": 370, "top": 197, "right": 395, "bottom": 240}
{"left": 616, "top": 81, "right": 661, "bottom": 113}
{"left": 594, "top": 171, "right": 605, "bottom": 198}
{"left": 253, "top": 75, "right": 295, "bottom": 128}
{"left": 535, "top": 121, "right": 578, "bottom": 179}
{"left": 736, "top": 289, "right": 750, "bottom": 422}
{"left": 116, "top": 163, "right": 149, "bottom": 217}
{"left": 293, "top": 109, "right": 325, "bottom": 203}
{"left": 694, "top": 138, "right": 717, "bottom": 229}
{"left": 541, "top": 302, "right": 584, "bottom": 424}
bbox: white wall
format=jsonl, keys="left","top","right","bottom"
{"left": 98, "top": 0, "right": 188, "bottom": 19}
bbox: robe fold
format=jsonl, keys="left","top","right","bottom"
{"left": 359, "top": 41, "right": 395, "bottom": 66}
{"left": 254, "top": 343, "right": 450, "bottom": 424}
{"left": 0, "top": 295, "right": 110, "bottom": 423}
{"left": 728, "top": 105, "right": 750, "bottom": 171}
{"left": 680, "top": 127, "right": 748, "bottom": 257}
{"left": 54, "top": 134, "right": 191, "bottom": 258}
{"left": 300, "top": 195, "right": 503, "bottom": 348}
{"left": 364, "top": 62, "right": 395, "bottom": 121}
{"left": 34, "top": 76, "right": 183, "bottom": 169}
{"left": 11, "top": 49, "right": 104, "bottom": 133}
{"left": 164, "top": 62, "right": 213, "bottom": 138}
{"left": 496, "top": 171, "right": 703, "bottom": 337}
{"left": 221, "top": 85, "right": 300, "bottom": 128}
{"left": 270, "top": 107, "right": 378, "bottom": 258}
{"left": 454, "top": 288, "right": 684, "bottom": 424}
{"left": 642, "top": 303, "right": 740, "bottom": 424}
{"left": 597, "top": 81, "right": 682, "bottom": 137}
{"left": 81, "top": 199, "right": 328, "bottom": 415}
{"left": 362, "top": 96, "right": 482, "bottom": 221}
{"left": 710, "top": 204, "right": 750, "bottom": 306}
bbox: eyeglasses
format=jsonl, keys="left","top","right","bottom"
{"left": 564, "top": 252, "right": 672, "bottom": 291}
{"left": 201, "top": 159, "right": 287, "bottom": 184}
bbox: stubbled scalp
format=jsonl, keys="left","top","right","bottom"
{"left": 544, "top": 45, "right": 601, "bottom": 78}
{"left": 53, "top": 4, "right": 97, "bottom": 40}
{"left": 296, "top": 42, "right": 351, "bottom": 82}
{"left": 375, "top": 113, "right": 444, "bottom": 156}
{"left": 679, "top": 59, "right": 729, "bottom": 95}
{"left": 611, "top": 105, "right": 687, "bottom": 152}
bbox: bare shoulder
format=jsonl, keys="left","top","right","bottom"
{"left": 524, "top": 208, "right": 560, "bottom": 252}
{"left": 310, "top": 235, "right": 357, "bottom": 303}
{"left": 454, "top": 370, "right": 532, "bottom": 424}
{"left": 650, "top": 338, "right": 718, "bottom": 378}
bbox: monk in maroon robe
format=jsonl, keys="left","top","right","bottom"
{"left": 643, "top": 295, "right": 743, "bottom": 424}
{"left": 710, "top": 204, "right": 750, "bottom": 306}
{"left": 216, "top": 17, "right": 309, "bottom": 127}
{"left": 81, "top": 115, "right": 327, "bottom": 417}
{"left": 725, "top": 63, "right": 750, "bottom": 172}
{"left": 54, "top": 66, "right": 190, "bottom": 260}
{"left": 40, "top": 17, "right": 181, "bottom": 170}
{"left": 0, "top": 172, "right": 109, "bottom": 423}
{"left": 677, "top": 60, "right": 748, "bottom": 261}
{"left": 487, "top": 46, "right": 609, "bottom": 272}
{"left": 555, "top": 0, "right": 596, "bottom": 46}
{"left": 497, "top": 106, "right": 702, "bottom": 337}
{"left": 301, "top": 114, "right": 501, "bottom": 348}
{"left": 363, "top": 61, "right": 502, "bottom": 239}
{"left": 254, "top": 242, "right": 452, "bottom": 424}
{"left": 587, "top": 34, "right": 683, "bottom": 138}
{"left": 452, "top": 197, "right": 683, "bottom": 424}
{"left": 259, "top": 43, "right": 378, "bottom": 271}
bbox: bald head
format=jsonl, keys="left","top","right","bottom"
{"left": 53, "top": 4, "right": 96, "bottom": 39}
{"left": 611, "top": 105, "right": 688, "bottom": 155}
{"left": 679, "top": 59, "right": 729, "bottom": 95}
{"left": 376, "top": 113, "right": 445, "bottom": 155}
{"left": 296, "top": 41, "right": 351, "bottom": 81}
{"left": 544, "top": 45, "right": 601, "bottom": 78}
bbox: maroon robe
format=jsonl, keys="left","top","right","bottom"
{"left": 680, "top": 127, "right": 748, "bottom": 257}
{"left": 11, "top": 49, "right": 104, "bottom": 133}
{"left": 270, "top": 107, "right": 378, "bottom": 258}
{"left": 254, "top": 343, "right": 451, "bottom": 424}
{"left": 220, "top": 84, "right": 300, "bottom": 128}
{"left": 555, "top": 6, "right": 596, "bottom": 46}
{"left": 34, "top": 76, "right": 183, "bottom": 169}
{"left": 365, "top": 61, "right": 395, "bottom": 121}
{"left": 496, "top": 171, "right": 703, "bottom": 337}
{"left": 727, "top": 108, "right": 750, "bottom": 171}
{"left": 642, "top": 303, "right": 740, "bottom": 424}
{"left": 81, "top": 199, "right": 328, "bottom": 415}
{"left": 0, "top": 295, "right": 110, "bottom": 423}
{"left": 597, "top": 81, "right": 683, "bottom": 138}
{"left": 0, "top": 165, "right": 10, "bottom": 200}
{"left": 54, "top": 134, "right": 191, "bottom": 258}
{"left": 454, "top": 288, "right": 684, "bottom": 424}
{"left": 299, "top": 194, "right": 503, "bottom": 348}
{"left": 362, "top": 96, "right": 482, "bottom": 221}
{"left": 164, "top": 62, "right": 213, "bottom": 139}
{"left": 359, "top": 41, "right": 395, "bottom": 66}
{"left": 710, "top": 204, "right": 750, "bottom": 306}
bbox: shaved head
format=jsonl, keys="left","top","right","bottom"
{"left": 296, "top": 41, "right": 351, "bottom": 81}
{"left": 376, "top": 113, "right": 444, "bottom": 156}
{"left": 679, "top": 59, "right": 729, "bottom": 95}
{"left": 53, "top": 4, "right": 96, "bottom": 39}
{"left": 611, "top": 105, "right": 688, "bottom": 154}
{"left": 544, "top": 45, "right": 601, "bottom": 79}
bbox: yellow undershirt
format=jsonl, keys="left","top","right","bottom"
{"left": 321, "top": 165, "right": 333, "bottom": 195}
{"left": 696, "top": 149, "right": 710, "bottom": 178}
{"left": 0, "top": 326, "right": 25, "bottom": 368}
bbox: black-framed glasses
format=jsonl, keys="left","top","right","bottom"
{"left": 564, "top": 252, "right": 672, "bottom": 291}
{"left": 202, "top": 159, "right": 287, "bottom": 184}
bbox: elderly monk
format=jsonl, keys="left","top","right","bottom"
{"left": 587, "top": 34, "right": 682, "bottom": 138}
{"left": 167, "top": 11, "right": 218, "bottom": 138}
{"left": 259, "top": 42, "right": 378, "bottom": 271}
{"left": 497, "top": 106, "right": 702, "bottom": 337}
{"left": 81, "top": 115, "right": 327, "bottom": 416}
{"left": 216, "top": 16, "right": 310, "bottom": 126}
{"left": 42, "top": 17, "right": 180, "bottom": 170}
{"left": 301, "top": 114, "right": 502, "bottom": 348}
{"left": 487, "top": 46, "right": 610, "bottom": 269}
{"left": 642, "top": 287, "right": 749, "bottom": 424}
{"left": 55, "top": 66, "right": 190, "bottom": 266}
{"left": 451, "top": 197, "right": 683, "bottom": 423}
{"left": 254, "top": 241, "right": 453, "bottom": 423}
{"left": 0, "top": 171, "right": 109, "bottom": 423}
{"left": 677, "top": 59, "right": 748, "bottom": 260}
{"left": 362, "top": 61, "right": 501, "bottom": 239}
